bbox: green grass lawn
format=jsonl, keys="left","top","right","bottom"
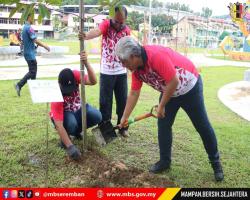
{"left": 2, "top": 38, "right": 100, "bottom": 55}
{"left": 0, "top": 66, "right": 250, "bottom": 187}
{"left": 43, "top": 39, "right": 80, "bottom": 55}
{"left": 2, "top": 38, "right": 224, "bottom": 56}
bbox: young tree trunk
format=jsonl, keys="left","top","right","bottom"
{"left": 79, "top": 0, "right": 87, "bottom": 150}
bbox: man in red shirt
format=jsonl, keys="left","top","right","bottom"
{"left": 115, "top": 36, "right": 224, "bottom": 181}
{"left": 50, "top": 51, "right": 102, "bottom": 160}
{"left": 79, "top": 6, "right": 130, "bottom": 137}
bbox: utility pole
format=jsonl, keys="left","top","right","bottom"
{"left": 143, "top": 11, "right": 147, "bottom": 45}
{"left": 206, "top": 16, "right": 209, "bottom": 48}
{"left": 148, "top": 0, "right": 152, "bottom": 44}
{"left": 175, "top": 7, "right": 179, "bottom": 51}
{"left": 79, "top": 0, "right": 87, "bottom": 151}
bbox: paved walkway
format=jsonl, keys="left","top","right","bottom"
{"left": 187, "top": 54, "right": 250, "bottom": 68}
{"left": 0, "top": 54, "right": 249, "bottom": 80}
{"left": 0, "top": 53, "right": 249, "bottom": 121}
{"left": 0, "top": 55, "right": 100, "bottom": 80}
{"left": 218, "top": 81, "right": 250, "bottom": 121}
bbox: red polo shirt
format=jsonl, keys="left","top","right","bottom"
{"left": 132, "top": 46, "right": 199, "bottom": 97}
{"left": 50, "top": 70, "right": 87, "bottom": 121}
{"left": 99, "top": 19, "right": 131, "bottom": 75}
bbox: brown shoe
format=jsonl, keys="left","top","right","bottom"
{"left": 119, "top": 129, "right": 129, "bottom": 137}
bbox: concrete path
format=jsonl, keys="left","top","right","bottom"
{"left": 0, "top": 55, "right": 100, "bottom": 80}
{"left": 218, "top": 81, "right": 250, "bottom": 121}
{"left": 0, "top": 54, "right": 101, "bottom": 67}
{"left": 0, "top": 63, "right": 100, "bottom": 80}
{"left": 0, "top": 54, "right": 249, "bottom": 80}
{"left": 187, "top": 54, "right": 250, "bottom": 68}
{"left": 0, "top": 53, "right": 249, "bottom": 122}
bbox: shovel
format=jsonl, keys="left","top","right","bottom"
{"left": 92, "top": 105, "right": 158, "bottom": 146}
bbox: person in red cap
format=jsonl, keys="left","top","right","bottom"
{"left": 50, "top": 51, "right": 102, "bottom": 160}
{"left": 115, "top": 36, "right": 224, "bottom": 182}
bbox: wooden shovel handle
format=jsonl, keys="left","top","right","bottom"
{"left": 125, "top": 105, "right": 158, "bottom": 126}
{"left": 115, "top": 105, "right": 158, "bottom": 129}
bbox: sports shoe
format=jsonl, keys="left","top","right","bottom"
{"left": 14, "top": 83, "right": 21, "bottom": 97}
{"left": 210, "top": 161, "right": 224, "bottom": 181}
{"left": 149, "top": 160, "right": 170, "bottom": 173}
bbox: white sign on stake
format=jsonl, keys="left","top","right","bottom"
{"left": 28, "top": 80, "right": 63, "bottom": 103}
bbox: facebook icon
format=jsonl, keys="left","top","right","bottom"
{"left": 2, "top": 190, "right": 10, "bottom": 198}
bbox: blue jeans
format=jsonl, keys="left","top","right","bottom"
{"left": 158, "top": 76, "right": 220, "bottom": 164}
{"left": 63, "top": 104, "right": 102, "bottom": 137}
{"left": 99, "top": 73, "right": 128, "bottom": 125}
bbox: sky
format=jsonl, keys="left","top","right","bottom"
{"left": 158, "top": 0, "right": 246, "bottom": 16}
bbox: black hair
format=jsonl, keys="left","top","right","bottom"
{"left": 114, "top": 6, "right": 128, "bottom": 17}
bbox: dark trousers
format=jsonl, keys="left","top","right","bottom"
{"left": 99, "top": 73, "right": 128, "bottom": 125}
{"left": 158, "top": 76, "right": 220, "bottom": 164}
{"left": 18, "top": 59, "right": 37, "bottom": 89}
{"left": 63, "top": 104, "right": 102, "bottom": 136}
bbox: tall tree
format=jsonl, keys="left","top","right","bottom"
{"left": 201, "top": 7, "right": 213, "bottom": 18}
{"left": 164, "top": 2, "right": 193, "bottom": 12}
{"left": 152, "top": 14, "right": 176, "bottom": 34}
{"left": 126, "top": 11, "right": 144, "bottom": 30}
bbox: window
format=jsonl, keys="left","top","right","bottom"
{"left": 42, "top": 20, "right": 51, "bottom": 25}
{"left": 9, "top": 18, "right": 19, "bottom": 24}
{"left": 0, "top": 18, "right": 8, "bottom": 24}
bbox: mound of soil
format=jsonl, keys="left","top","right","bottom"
{"left": 61, "top": 149, "right": 175, "bottom": 187}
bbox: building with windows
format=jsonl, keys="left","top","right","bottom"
{"left": 172, "top": 16, "right": 238, "bottom": 48}
{"left": 60, "top": 5, "right": 107, "bottom": 33}
{"left": 0, "top": 3, "right": 108, "bottom": 40}
{"left": 0, "top": 3, "right": 55, "bottom": 39}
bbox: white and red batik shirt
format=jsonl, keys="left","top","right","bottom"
{"left": 50, "top": 70, "right": 88, "bottom": 121}
{"left": 99, "top": 19, "right": 131, "bottom": 75}
{"left": 131, "top": 46, "right": 199, "bottom": 97}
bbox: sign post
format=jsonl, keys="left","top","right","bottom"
{"left": 28, "top": 80, "right": 63, "bottom": 187}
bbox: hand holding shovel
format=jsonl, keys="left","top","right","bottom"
{"left": 118, "top": 105, "right": 158, "bottom": 129}
{"left": 92, "top": 105, "right": 158, "bottom": 146}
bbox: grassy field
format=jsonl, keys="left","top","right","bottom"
{"left": 2, "top": 38, "right": 224, "bottom": 56}
{"left": 0, "top": 66, "right": 249, "bottom": 187}
{"left": 1, "top": 38, "right": 98, "bottom": 55}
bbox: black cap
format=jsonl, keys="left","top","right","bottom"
{"left": 58, "top": 68, "right": 77, "bottom": 96}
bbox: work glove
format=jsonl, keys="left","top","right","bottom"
{"left": 66, "top": 145, "right": 81, "bottom": 161}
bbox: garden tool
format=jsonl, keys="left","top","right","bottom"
{"left": 92, "top": 105, "right": 158, "bottom": 146}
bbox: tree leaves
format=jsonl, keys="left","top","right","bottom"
{"left": 5, "top": 0, "right": 137, "bottom": 25}
{"left": 1, "top": 0, "right": 19, "bottom": 4}
{"left": 20, "top": 3, "right": 35, "bottom": 24}
{"left": 38, "top": 3, "right": 51, "bottom": 19}
{"left": 9, "top": 3, "right": 25, "bottom": 18}
{"left": 4, "top": 1, "right": 53, "bottom": 25}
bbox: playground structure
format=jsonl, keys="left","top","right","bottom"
{"left": 220, "top": 0, "right": 250, "bottom": 61}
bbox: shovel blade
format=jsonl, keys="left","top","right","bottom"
{"left": 91, "top": 121, "right": 117, "bottom": 147}
{"left": 92, "top": 127, "right": 107, "bottom": 146}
